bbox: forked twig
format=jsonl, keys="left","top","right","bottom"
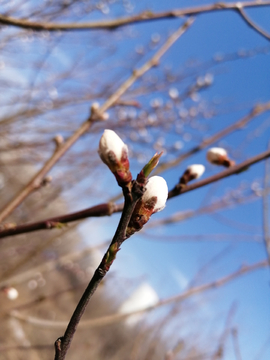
{"left": 0, "top": 17, "right": 194, "bottom": 224}
{"left": 0, "top": 1, "right": 269, "bottom": 31}
{"left": 1, "top": 143, "right": 270, "bottom": 239}
{"left": 51, "top": 20, "right": 195, "bottom": 360}
{"left": 156, "top": 102, "right": 270, "bottom": 174}
{"left": 237, "top": 5, "right": 270, "bottom": 41}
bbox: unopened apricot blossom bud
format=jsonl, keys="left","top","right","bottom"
{"left": 98, "top": 129, "right": 132, "bottom": 186}
{"left": 3, "top": 286, "right": 19, "bottom": 300}
{"left": 207, "top": 147, "right": 235, "bottom": 167}
{"left": 126, "top": 176, "right": 168, "bottom": 236}
{"left": 180, "top": 164, "right": 205, "bottom": 185}
{"left": 142, "top": 176, "right": 168, "bottom": 213}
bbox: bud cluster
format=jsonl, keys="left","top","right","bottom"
{"left": 98, "top": 129, "right": 168, "bottom": 236}
{"left": 98, "top": 130, "right": 236, "bottom": 239}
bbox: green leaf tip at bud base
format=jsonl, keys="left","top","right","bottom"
{"left": 104, "top": 242, "right": 119, "bottom": 270}
{"left": 136, "top": 152, "right": 163, "bottom": 185}
{"left": 98, "top": 129, "right": 132, "bottom": 187}
{"left": 142, "top": 152, "right": 163, "bottom": 177}
{"left": 126, "top": 176, "right": 168, "bottom": 237}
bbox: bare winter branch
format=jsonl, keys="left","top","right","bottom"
{"left": 1, "top": 144, "right": 270, "bottom": 239}
{"left": 237, "top": 5, "right": 270, "bottom": 41}
{"left": 9, "top": 260, "right": 267, "bottom": 328}
{"left": 0, "top": 18, "right": 194, "bottom": 224}
{"left": 0, "top": 1, "right": 269, "bottom": 32}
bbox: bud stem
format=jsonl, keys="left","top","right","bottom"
{"left": 54, "top": 179, "right": 145, "bottom": 360}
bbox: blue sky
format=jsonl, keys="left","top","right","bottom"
{"left": 77, "top": 1, "right": 270, "bottom": 358}
{"left": 1, "top": 0, "right": 270, "bottom": 358}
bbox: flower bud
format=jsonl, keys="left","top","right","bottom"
{"left": 54, "top": 134, "right": 64, "bottom": 147}
{"left": 98, "top": 129, "right": 132, "bottom": 186}
{"left": 3, "top": 286, "right": 19, "bottom": 300}
{"left": 91, "top": 102, "right": 100, "bottom": 112}
{"left": 142, "top": 176, "right": 168, "bottom": 213}
{"left": 180, "top": 164, "right": 205, "bottom": 185}
{"left": 127, "top": 176, "right": 168, "bottom": 236}
{"left": 206, "top": 147, "right": 235, "bottom": 167}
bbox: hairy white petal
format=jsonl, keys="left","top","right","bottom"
{"left": 98, "top": 129, "right": 127, "bottom": 162}
{"left": 143, "top": 176, "right": 168, "bottom": 212}
{"left": 207, "top": 147, "right": 227, "bottom": 163}
{"left": 187, "top": 164, "right": 205, "bottom": 178}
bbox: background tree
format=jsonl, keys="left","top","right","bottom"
{"left": 0, "top": 1, "right": 270, "bottom": 359}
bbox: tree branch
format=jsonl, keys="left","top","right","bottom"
{"left": 0, "top": 17, "right": 194, "bottom": 224}
{"left": 156, "top": 101, "right": 270, "bottom": 174}
{"left": 0, "top": 203, "right": 122, "bottom": 238}
{"left": 237, "top": 5, "right": 270, "bottom": 41}
{"left": 168, "top": 147, "right": 270, "bottom": 198}
{"left": 0, "top": 1, "right": 269, "bottom": 32}
{"left": 52, "top": 22, "right": 195, "bottom": 359}
{"left": 9, "top": 260, "right": 267, "bottom": 329}
{"left": 262, "top": 142, "right": 270, "bottom": 264}
{"left": 53, "top": 173, "right": 147, "bottom": 359}
{"left": 1, "top": 145, "right": 270, "bottom": 239}
{"left": 148, "top": 192, "right": 257, "bottom": 228}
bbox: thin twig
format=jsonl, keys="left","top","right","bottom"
{"left": 211, "top": 303, "right": 237, "bottom": 360}
{"left": 149, "top": 192, "right": 257, "bottom": 228}
{"left": 0, "top": 224, "right": 78, "bottom": 282}
{"left": 0, "top": 18, "right": 194, "bottom": 224}
{"left": 1, "top": 145, "right": 270, "bottom": 239}
{"left": 0, "top": 1, "right": 269, "bottom": 31}
{"left": 237, "top": 5, "right": 270, "bottom": 41}
{"left": 168, "top": 147, "right": 270, "bottom": 198}
{"left": 231, "top": 328, "right": 243, "bottom": 360}
{"left": 0, "top": 121, "right": 94, "bottom": 223}
{"left": 262, "top": 142, "right": 270, "bottom": 263}
{"left": 0, "top": 241, "right": 109, "bottom": 290}
{"left": 0, "top": 344, "right": 51, "bottom": 352}
{"left": 0, "top": 203, "right": 122, "bottom": 238}
{"left": 53, "top": 175, "right": 146, "bottom": 359}
{"left": 156, "top": 101, "right": 270, "bottom": 174}
{"left": 9, "top": 260, "right": 267, "bottom": 329}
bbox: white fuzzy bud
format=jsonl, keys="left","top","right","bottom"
{"left": 54, "top": 134, "right": 64, "bottom": 146}
{"left": 126, "top": 175, "right": 168, "bottom": 237}
{"left": 91, "top": 102, "right": 100, "bottom": 112}
{"left": 207, "top": 147, "right": 235, "bottom": 167}
{"left": 4, "top": 287, "right": 19, "bottom": 300}
{"left": 187, "top": 164, "right": 205, "bottom": 179}
{"left": 143, "top": 176, "right": 168, "bottom": 212}
{"left": 99, "top": 129, "right": 127, "bottom": 163}
{"left": 98, "top": 129, "right": 132, "bottom": 186}
{"left": 207, "top": 147, "right": 227, "bottom": 164}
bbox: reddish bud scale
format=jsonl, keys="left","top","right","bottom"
{"left": 126, "top": 196, "right": 157, "bottom": 237}
{"left": 223, "top": 158, "right": 235, "bottom": 167}
{"left": 98, "top": 129, "right": 132, "bottom": 187}
{"left": 113, "top": 150, "right": 132, "bottom": 186}
{"left": 211, "top": 156, "right": 235, "bottom": 167}
{"left": 179, "top": 169, "right": 197, "bottom": 185}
